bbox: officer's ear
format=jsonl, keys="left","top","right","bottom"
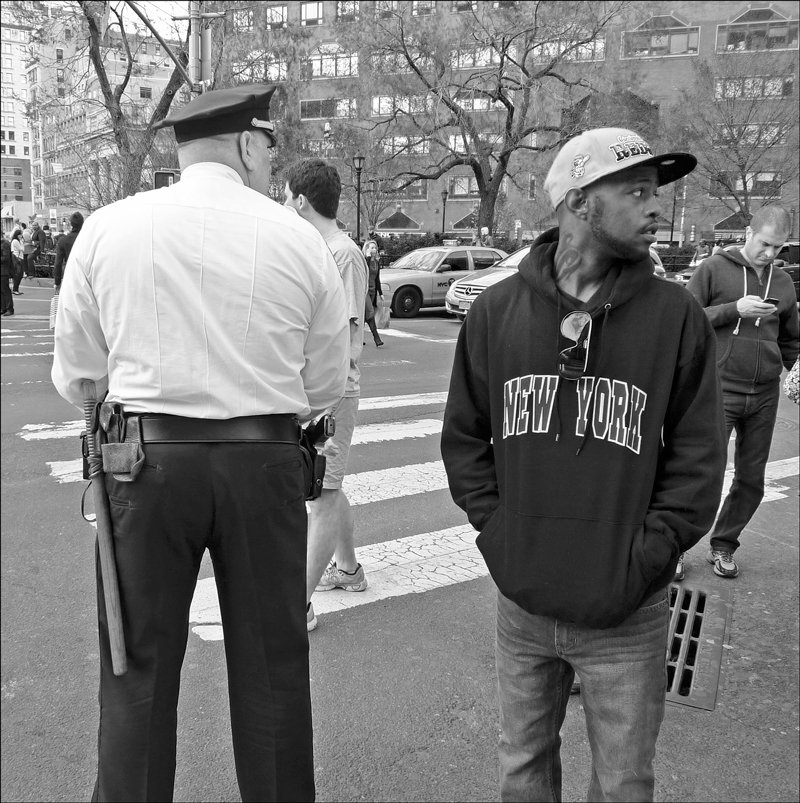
{"left": 238, "top": 130, "right": 263, "bottom": 172}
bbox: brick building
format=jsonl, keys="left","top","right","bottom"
{"left": 211, "top": 0, "right": 798, "bottom": 244}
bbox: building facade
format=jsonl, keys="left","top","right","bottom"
{"left": 211, "top": 0, "right": 798, "bottom": 244}
{"left": 0, "top": 3, "right": 38, "bottom": 230}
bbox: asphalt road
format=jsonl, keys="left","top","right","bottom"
{"left": 1, "top": 281, "right": 798, "bottom": 802}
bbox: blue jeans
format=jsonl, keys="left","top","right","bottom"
{"left": 495, "top": 589, "right": 669, "bottom": 802}
{"left": 710, "top": 387, "right": 780, "bottom": 554}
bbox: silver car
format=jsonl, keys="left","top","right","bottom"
{"left": 445, "top": 244, "right": 667, "bottom": 320}
{"left": 381, "top": 246, "right": 507, "bottom": 318}
{"left": 445, "top": 245, "right": 531, "bottom": 320}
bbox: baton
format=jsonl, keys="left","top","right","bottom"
{"left": 82, "top": 379, "right": 127, "bottom": 676}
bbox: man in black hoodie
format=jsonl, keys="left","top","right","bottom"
{"left": 441, "top": 128, "right": 726, "bottom": 802}
{"left": 53, "top": 211, "right": 84, "bottom": 292}
{"left": 686, "top": 206, "right": 798, "bottom": 580}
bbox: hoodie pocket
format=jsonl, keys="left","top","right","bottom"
{"left": 755, "top": 340, "right": 783, "bottom": 385}
{"left": 718, "top": 335, "right": 760, "bottom": 384}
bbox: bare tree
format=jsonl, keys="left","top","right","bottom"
{"left": 19, "top": 0, "right": 188, "bottom": 210}
{"left": 666, "top": 50, "right": 799, "bottom": 220}
{"left": 333, "top": 0, "right": 628, "bottom": 235}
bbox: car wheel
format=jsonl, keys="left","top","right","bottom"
{"left": 392, "top": 287, "right": 422, "bottom": 318}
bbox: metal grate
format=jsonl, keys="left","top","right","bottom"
{"left": 665, "top": 582, "right": 733, "bottom": 711}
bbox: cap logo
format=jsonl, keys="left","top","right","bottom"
{"left": 608, "top": 135, "right": 653, "bottom": 163}
{"left": 570, "top": 154, "right": 591, "bottom": 178}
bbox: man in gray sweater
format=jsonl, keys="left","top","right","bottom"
{"left": 685, "top": 205, "right": 799, "bottom": 580}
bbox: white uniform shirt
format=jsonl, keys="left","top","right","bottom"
{"left": 52, "top": 162, "right": 349, "bottom": 421}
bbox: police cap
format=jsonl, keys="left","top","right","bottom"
{"left": 155, "top": 84, "right": 277, "bottom": 146}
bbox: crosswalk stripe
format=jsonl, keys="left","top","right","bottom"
{"left": 380, "top": 329, "right": 458, "bottom": 344}
{"left": 1, "top": 352, "right": 54, "bottom": 357}
{"left": 359, "top": 391, "right": 448, "bottom": 410}
{"left": 189, "top": 524, "right": 486, "bottom": 641}
{"left": 351, "top": 419, "right": 441, "bottom": 444}
{"left": 345, "top": 461, "right": 448, "bottom": 506}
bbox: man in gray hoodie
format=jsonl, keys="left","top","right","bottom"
{"left": 686, "top": 206, "right": 799, "bottom": 580}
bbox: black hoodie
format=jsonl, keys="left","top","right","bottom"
{"left": 441, "top": 228, "right": 727, "bottom": 629}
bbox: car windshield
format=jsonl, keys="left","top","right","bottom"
{"left": 489, "top": 246, "right": 530, "bottom": 271}
{"left": 390, "top": 250, "right": 445, "bottom": 272}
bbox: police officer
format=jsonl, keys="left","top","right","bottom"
{"left": 52, "top": 84, "right": 349, "bottom": 802}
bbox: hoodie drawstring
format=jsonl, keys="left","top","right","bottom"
{"left": 574, "top": 303, "right": 612, "bottom": 456}
{"left": 755, "top": 265, "right": 773, "bottom": 329}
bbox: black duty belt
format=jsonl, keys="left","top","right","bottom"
{"left": 133, "top": 414, "right": 299, "bottom": 444}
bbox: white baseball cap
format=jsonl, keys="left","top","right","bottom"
{"left": 543, "top": 128, "right": 696, "bottom": 209}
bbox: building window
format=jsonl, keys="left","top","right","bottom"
{"left": 234, "top": 9, "right": 254, "bottom": 31}
{"left": 6, "top": 116, "right": 13, "bottom": 126}
{"left": 493, "top": 1, "right": 518, "bottom": 7}
{"left": 714, "top": 122, "right": 788, "bottom": 147}
{"left": 449, "top": 175, "right": 481, "bottom": 197}
{"left": 717, "top": 9, "right": 798, "bottom": 53}
{"left": 378, "top": 136, "right": 429, "bottom": 155}
{"left": 412, "top": 1, "right": 436, "bottom": 16}
{"left": 451, "top": 45, "right": 501, "bottom": 69}
{"left": 266, "top": 5, "right": 288, "bottom": 29}
{"left": 7, "top": 130, "right": 14, "bottom": 140}
{"left": 140, "top": 86, "right": 152, "bottom": 99}
{"left": 454, "top": 92, "right": 500, "bottom": 111}
{"left": 300, "top": 97, "right": 357, "bottom": 119}
{"left": 305, "top": 138, "right": 336, "bottom": 156}
{"left": 56, "top": 48, "right": 64, "bottom": 61}
{"left": 453, "top": 1, "right": 477, "bottom": 11}
{"left": 266, "top": 56, "right": 287, "bottom": 82}
{"left": 23, "top": 131, "right": 28, "bottom": 141}
{"left": 371, "top": 94, "right": 431, "bottom": 115}
{"left": 622, "top": 15, "right": 700, "bottom": 58}
{"left": 57, "top": 68, "right": 65, "bottom": 82}
{"left": 8, "top": 145, "right": 14, "bottom": 154}
{"left": 374, "top": 0, "right": 397, "bottom": 18}
{"left": 714, "top": 74, "right": 794, "bottom": 99}
{"left": 528, "top": 174, "right": 536, "bottom": 200}
{"left": 371, "top": 50, "right": 412, "bottom": 74}
{"left": 337, "top": 1, "right": 359, "bottom": 22}
{"left": 23, "top": 146, "right": 28, "bottom": 155}
{"left": 711, "top": 171, "right": 782, "bottom": 198}
{"left": 142, "top": 43, "right": 148, "bottom": 54}
{"left": 3, "top": 58, "right": 13, "bottom": 69}
{"left": 308, "top": 44, "right": 358, "bottom": 78}
{"left": 387, "top": 179, "right": 428, "bottom": 200}
{"left": 536, "top": 35, "right": 605, "bottom": 62}
{"left": 155, "top": 43, "right": 161, "bottom": 55}
{"left": 301, "top": 2, "right": 323, "bottom": 26}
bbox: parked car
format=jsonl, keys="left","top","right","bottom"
{"left": 380, "top": 245, "right": 507, "bottom": 317}
{"left": 445, "top": 244, "right": 667, "bottom": 321}
{"left": 445, "top": 245, "right": 531, "bottom": 321}
{"left": 774, "top": 240, "right": 800, "bottom": 302}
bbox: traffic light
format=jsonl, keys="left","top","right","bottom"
{"left": 154, "top": 171, "right": 179, "bottom": 189}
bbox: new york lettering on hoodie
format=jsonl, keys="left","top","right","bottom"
{"left": 441, "top": 228, "right": 727, "bottom": 629}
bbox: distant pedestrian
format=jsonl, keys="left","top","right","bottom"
{"left": 442, "top": 127, "right": 726, "bottom": 802}
{"left": 693, "top": 239, "right": 712, "bottom": 263}
{"left": 362, "top": 239, "right": 384, "bottom": 347}
{"left": 53, "top": 211, "right": 84, "bottom": 293}
{"left": 26, "top": 220, "right": 45, "bottom": 279}
{"left": 1, "top": 235, "right": 14, "bottom": 315}
{"left": 283, "top": 157, "right": 370, "bottom": 632}
{"left": 10, "top": 229, "right": 25, "bottom": 294}
{"left": 685, "top": 205, "right": 799, "bottom": 579}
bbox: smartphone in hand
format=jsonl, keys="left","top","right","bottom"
{"left": 764, "top": 297, "right": 780, "bottom": 306}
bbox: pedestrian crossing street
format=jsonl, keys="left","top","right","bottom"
{"left": 9, "top": 314, "right": 800, "bottom": 641}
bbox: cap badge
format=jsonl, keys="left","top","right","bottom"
{"left": 570, "top": 154, "right": 591, "bottom": 178}
{"left": 608, "top": 135, "right": 652, "bottom": 163}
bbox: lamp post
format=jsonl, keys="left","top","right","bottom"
{"left": 353, "top": 155, "right": 365, "bottom": 244}
{"left": 441, "top": 189, "right": 448, "bottom": 236}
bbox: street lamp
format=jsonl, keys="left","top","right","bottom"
{"left": 353, "top": 155, "right": 365, "bottom": 243}
{"left": 441, "top": 189, "right": 448, "bottom": 236}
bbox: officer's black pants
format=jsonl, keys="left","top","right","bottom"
{"left": 92, "top": 442, "right": 313, "bottom": 802}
